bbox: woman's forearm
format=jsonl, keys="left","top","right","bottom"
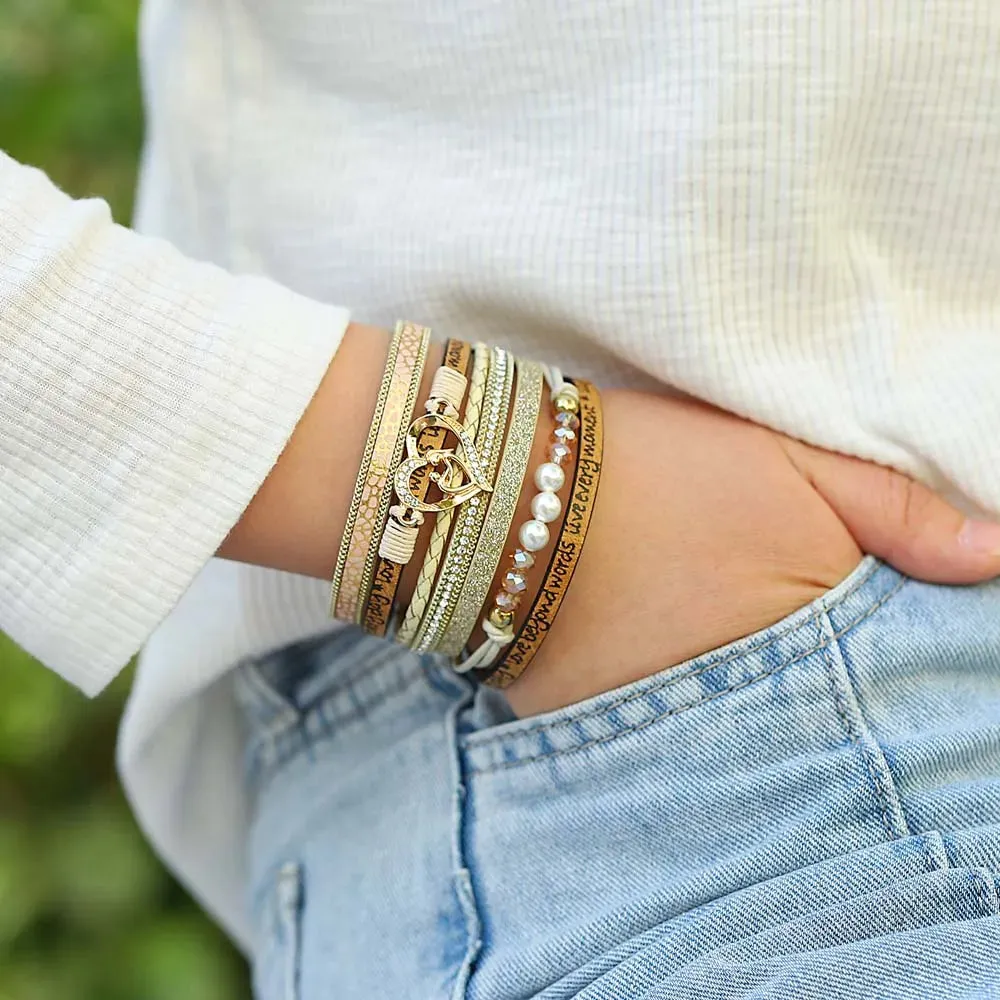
{"left": 217, "top": 322, "right": 397, "bottom": 580}
{"left": 219, "top": 324, "right": 1000, "bottom": 718}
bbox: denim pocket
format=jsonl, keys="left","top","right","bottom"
{"left": 532, "top": 835, "right": 1000, "bottom": 999}
{"left": 235, "top": 628, "right": 436, "bottom": 791}
{"left": 253, "top": 862, "right": 304, "bottom": 1000}
{"left": 462, "top": 555, "right": 889, "bottom": 774}
{"left": 455, "top": 559, "right": 979, "bottom": 997}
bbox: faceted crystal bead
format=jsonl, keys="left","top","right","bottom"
{"left": 504, "top": 570, "right": 528, "bottom": 594}
{"left": 553, "top": 426, "right": 576, "bottom": 443}
{"left": 549, "top": 442, "right": 571, "bottom": 464}
{"left": 512, "top": 549, "right": 535, "bottom": 570}
{"left": 495, "top": 591, "right": 519, "bottom": 611}
{"left": 555, "top": 412, "right": 580, "bottom": 430}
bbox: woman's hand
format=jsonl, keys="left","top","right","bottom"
{"left": 506, "top": 390, "right": 1000, "bottom": 716}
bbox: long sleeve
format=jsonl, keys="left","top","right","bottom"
{"left": 0, "top": 152, "right": 350, "bottom": 695}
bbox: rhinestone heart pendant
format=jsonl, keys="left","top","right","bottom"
{"left": 393, "top": 413, "right": 493, "bottom": 513}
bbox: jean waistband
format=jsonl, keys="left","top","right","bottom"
{"left": 460, "top": 556, "right": 903, "bottom": 773}
{"left": 236, "top": 557, "right": 903, "bottom": 786}
{"left": 234, "top": 625, "right": 470, "bottom": 788}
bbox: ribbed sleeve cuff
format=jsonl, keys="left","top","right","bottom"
{"left": 0, "top": 155, "right": 351, "bottom": 694}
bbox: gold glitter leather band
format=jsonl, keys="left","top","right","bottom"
{"left": 414, "top": 345, "right": 513, "bottom": 651}
{"left": 329, "top": 320, "right": 430, "bottom": 623}
{"left": 396, "top": 342, "right": 490, "bottom": 646}
{"left": 363, "top": 339, "right": 472, "bottom": 637}
{"left": 436, "top": 359, "right": 543, "bottom": 658}
{"left": 481, "top": 378, "right": 603, "bottom": 688}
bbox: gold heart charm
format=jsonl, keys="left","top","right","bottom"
{"left": 393, "top": 413, "right": 493, "bottom": 513}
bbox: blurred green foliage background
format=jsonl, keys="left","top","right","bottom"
{"left": 0, "top": 2, "right": 247, "bottom": 997}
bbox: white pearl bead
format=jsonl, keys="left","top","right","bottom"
{"left": 519, "top": 519, "right": 550, "bottom": 552}
{"left": 534, "top": 462, "right": 565, "bottom": 493}
{"left": 531, "top": 490, "right": 561, "bottom": 524}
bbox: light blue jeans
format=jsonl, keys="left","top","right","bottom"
{"left": 236, "top": 557, "right": 1000, "bottom": 999}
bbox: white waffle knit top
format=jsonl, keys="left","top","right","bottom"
{"left": 3, "top": 0, "right": 1000, "bottom": 951}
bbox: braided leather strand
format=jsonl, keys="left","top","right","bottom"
{"left": 396, "top": 342, "right": 489, "bottom": 645}
{"left": 415, "top": 345, "right": 512, "bottom": 651}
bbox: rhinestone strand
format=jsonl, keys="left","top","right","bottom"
{"left": 415, "top": 346, "right": 512, "bottom": 651}
{"left": 436, "top": 359, "right": 544, "bottom": 658}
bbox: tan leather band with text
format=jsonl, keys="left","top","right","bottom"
{"left": 482, "top": 378, "right": 603, "bottom": 689}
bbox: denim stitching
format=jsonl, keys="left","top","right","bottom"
{"left": 247, "top": 633, "right": 423, "bottom": 733}
{"left": 241, "top": 659, "right": 298, "bottom": 716}
{"left": 470, "top": 575, "right": 907, "bottom": 773}
{"left": 297, "top": 635, "right": 418, "bottom": 711}
{"left": 249, "top": 668, "right": 428, "bottom": 784}
{"left": 443, "top": 686, "right": 482, "bottom": 1000}
{"left": 275, "top": 862, "right": 303, "bottom": 1000}
{"left": 311, "top": 662, "right": 426, "bottom": 731}
{"left": 466, "top": 560, "right": 884, "bottom": 747}
{"left": 822, "top": 630, "right": 901, "bottom": 844}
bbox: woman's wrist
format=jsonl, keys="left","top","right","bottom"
{"left": 217, "top": 323, "right": 445, "bottom": 581}
{"left": 217, "top": 324, "right": 861, "bottom": 720}
{"left": 217, "top": 322, "right": 997, "bottom": 723}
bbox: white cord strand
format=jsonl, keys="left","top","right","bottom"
{"left": 426, "top": 365, "right": 467, "bottom": 418}
{"left": 455, "top": 617, "right": 514, "bottom": 673}
{"left": 378, "top": 507, "right": 422, "bottom": 563}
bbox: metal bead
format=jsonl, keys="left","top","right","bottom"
{"left": 553, "top": 391, "right": 580, "bottom": 415}
{"left": 488, "top": 607, "right": 515, "bottom": 629}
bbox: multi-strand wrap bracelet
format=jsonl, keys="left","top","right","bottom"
{"left": 329, "top": 321, "right": 603, "bottom": 688}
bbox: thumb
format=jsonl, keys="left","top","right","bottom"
{"left": 784, "top": 441, "right": 1000, "bottom": 585}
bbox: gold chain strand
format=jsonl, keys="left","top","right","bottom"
{"left": 329, "top": 325, "right": 402, "bottom": 618}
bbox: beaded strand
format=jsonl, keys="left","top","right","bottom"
{"left": 456, "top": 367, "right": 579, "bottom": 673}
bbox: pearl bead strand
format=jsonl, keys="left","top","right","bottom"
{"left": 456, "top": 368, "right": 580, "bottom": 674}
